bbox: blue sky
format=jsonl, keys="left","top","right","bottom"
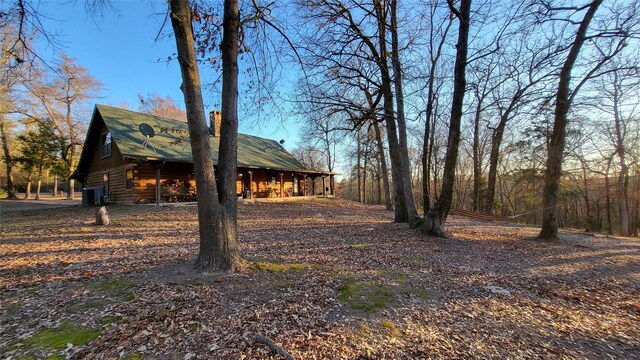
{"left": 36, "top": 0, "right": 303, "bottom": 149}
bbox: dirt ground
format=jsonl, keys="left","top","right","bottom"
{"left": 1, "top": 198, "right": 638, "bottom": 359}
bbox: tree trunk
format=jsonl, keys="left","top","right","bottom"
{"left": 605, "top": 157, "right": 613, "bottom": 235}
{"left": 36, "top": 166, "right": 43, "bottom": 200}
{"left": 472, "top": 96, "right": 483, "bottom": 211}
{"left": 421, "top": 0, "right": 471, "bottom": 237}
{"left": 53, "top": 175, "right": 58, "bottom": 197}
{"left": 390, "top": 0, "right": 418, "bottom": 222}
{"left": 539, "top": 0, "right": 602, "bottom": 240}
{"left": 169, "top": 0, "right": 240, "bottom": 271}
{"left": 373, "top": 120, "right": 392, "bottom": 210}
{"left": 67, "top": 179, "right": 75, "bottom": 200}
{"left": 422, "top": 111, "right": 432, "bottom": 215}
{"left": 485, "top": 113, "right": 509, "bottom": 214}
{"left": 376, "top": 156, "right": 383, "bottom": 205}
{"left": 374, "top": 0, "right": 408, "bottom": 223}
{"left": 357, "top": 128, "right": 362, "bottom": 203}
{"left": 0, "top": 119, "right": 16, "bottom": 198}
{"left": 613, "top": 76, "right": 630, "bottom": 236}
{"left": 363, "top": 141, "right": 368, "bottom": 204}
{"left": 217, "top": 0, "right": 242, "bottom": 264}
{"left": 25, "top": 172, "right": 32, "bottom": 200}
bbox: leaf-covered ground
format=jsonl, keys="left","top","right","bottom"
{"left": 1, "top": 198, "right": 638, "bottom": 359}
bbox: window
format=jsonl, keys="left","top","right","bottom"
{"left": 103, "top": 171, "right": 110, "bottom": 196}
{"left": 102, "top": 132, "right": 112, "bottom": 157}
{"left": 126, "top": 169, "right": 134, "bottom": 189}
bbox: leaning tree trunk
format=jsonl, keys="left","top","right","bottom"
{"left": 169, "top": 0, "right": 240, "bottom": 271}
{"left": 421, "top": 0, "right": 471, "bottom": 237}
{"left": 539, "top": 0, "right": 602, "bottom": 240}
{"left": 485, "top": 111, "right": 510, "bottom": 214}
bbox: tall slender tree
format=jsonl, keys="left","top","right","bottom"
{"left": 421, "top": 0, "right": 472, "bottom": 237}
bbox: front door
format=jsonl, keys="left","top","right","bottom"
{"left": 293, "top": 176, "right": 299, "bottom": 196}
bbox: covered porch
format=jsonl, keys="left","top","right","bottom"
{"left": 237, "top": 168, "right": 337, "bottom": 199}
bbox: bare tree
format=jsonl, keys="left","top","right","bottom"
{"left": 169, "top": 0, "right": 241, "bottom": 270}
{"left": 537, "top": 0, "right": 636, "bottom": 240}
{"left": 22, "top": 55, "right": 102, "bottom": 200}
{"left": 421, "top": 0, "right": 472, "bottom": 237}
{"left": 137, "top": 93, "right": 187, "bottom": 121}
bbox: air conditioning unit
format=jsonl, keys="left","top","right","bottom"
{"left": 82, "top": 187, "right": 104, "bottom": 205}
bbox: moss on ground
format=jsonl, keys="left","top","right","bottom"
{"left": 338, "top": 277, "right": 431, "bottom": 311}
{"left": 338, "top": 278, "right": 395, "bottom": 311}
{"left": 4, "top": 321, "right": 102, "bottom": 357}
{"left": 85, "top": 278, "right": 135, "bottom": 300}
{"left": 65, "top": 298, "right": 112, "bottom": 313}
{"left": 348, "top": 243, "right": 367, "bottom": 248}
{"left": 97, "top": 315, "right": 122, "bottom": 326}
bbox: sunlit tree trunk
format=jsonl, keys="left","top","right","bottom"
{"left": 539, "top": 0, "right": 602, "bottom": 240}
{"left": 25, "top": 172, "right": 32, "bottom": 199}
{"left": 169, "top": 0, "right": 240, "bottom": 270}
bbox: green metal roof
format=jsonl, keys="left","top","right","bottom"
{"left": 94, "top": 104, "right": 310, "bottom": 172}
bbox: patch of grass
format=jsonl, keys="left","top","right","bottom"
{"left": 380, "top": 319, "right": 401, "bottom": 337}
{"left": 46, "top": 355, "right": 65, "bottom": 360}
{"left": 378, "top": 270, "right": 408, "bottom": 285}
{"left": 250, "top": 261, "right": 306, "bottom": 273}
{"left": 19, "top": 321, "right": 101, "bottom": 351}
{"left": 2, "top": 302, "right": 22, "bottom": 320}
{"left": 337, "top": 277, "right": 431, "bottom": 311}
{"left": 407, "top": 287, "right": 430, "bottom": 299}
{"left": 272, "top": 279, "right": 297, "bottom": 289}
{"left": 97, "top": 315, "right": 122, "bottom": 326}
{"left": 85, "top": 278, "right": 135, "bottom": 300}
{"left": 356, "top": 322, "right": 372, "bottom": 337}
{"left": 188, "top": 322, "right": 199, "bottom": 332}
{"left": 65, "top": 298, "right": 112, "bottom": 313}
{"left": 338, "top": 278, "right": 396, "bottom": 311}
{"left": 348, "top": 243, "right": 367, "bottom": 248}
{"left": 126, "top": 353, "right": 142, "bottom": 360}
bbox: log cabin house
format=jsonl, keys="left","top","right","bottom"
{"left": 72, "top": 105, "right": 336, "bottom": 204}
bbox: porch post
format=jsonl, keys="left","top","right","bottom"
{"left": 248, "top": 170, "right": 253, "bottom": 199}
{"left": 279, "top": 173, "right": 284, "bottom": 198}
{"left": 330, "top": 174, "right": 334, "bottom": 196}
{"left": 311, "top": 176, "right": 315, "bottom": 195}
{"left": 302, "top": 174, "right": 307, "bottom": 196}
{"left": 155, "top": 166, "right": 161, "bottom": 206}
{"left": 322, "top": 175, "right": 327, "bottom": 197}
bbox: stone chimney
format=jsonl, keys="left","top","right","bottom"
{"left": 209, "top": 110, "right": 222, "bottom": 137}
